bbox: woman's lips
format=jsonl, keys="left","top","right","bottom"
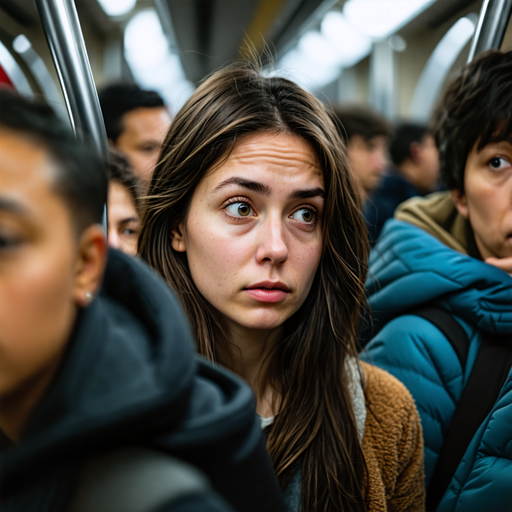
{"left": 245, "top": 288, "right": 289, "bottom": 302}
{"left": 244, "top": 281, "right": 290, "bottom": 303}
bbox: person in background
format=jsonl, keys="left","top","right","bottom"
{"left": 99, "top": 83, "right": 171, "bottom": 184}
{"left": 333, "top": 105, "right": 392, "bottom": 202}
{"left": 139, "top": 64, "right": 425, "bottom": 512}
{"left": 362, "top": 49, "right": 512, "bottom": 510}
{"left": 108, "top": 150, "right": 140, "bottom": 256}
{"left": 0, "top": 90, "right": 285, "bottom": 512}
{"left": 366, "top": 122, "right": 440, "bottom": 242}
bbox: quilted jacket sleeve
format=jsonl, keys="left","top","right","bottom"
{"left": 361, "top": 315, "right": 466, "bottom": 484}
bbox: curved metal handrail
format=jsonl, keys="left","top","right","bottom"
{"left": 468, "top": 0, "right": 512, "bottom": 61}
{"left": 33, "top": 0, "right": 108, "bottom": 160}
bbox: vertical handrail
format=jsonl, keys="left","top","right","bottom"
{"left": 468, "top": 0, "right": 512, "bottom": 62}
{"left": 33, "top": 0, "right": 109, "bottom": 160}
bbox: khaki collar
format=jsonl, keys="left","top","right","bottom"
{"left": 395, "top": 191, "right": 481, "bottom": 259}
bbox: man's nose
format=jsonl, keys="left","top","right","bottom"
{"left": 373, "top": 150, "right": 387, "bottom": 173}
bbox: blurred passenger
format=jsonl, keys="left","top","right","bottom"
{"left": 363, "top": 49, "right": 512, "bottom": 511}
{"left": 99, "top": 83, "right": 171, "bottom": 184}
{"left": 139, "top": 64, "right": 425, "bottom": 512}
{"left": 333, "top": 105, "right": 392, "bottom": 201}
{"left": 366, "top": 122, "right": 440, "bottom": 242}
{"left": 0, "top": 91, "right": 285, "bottom": 512}
{"left": 390, "top": 123, "right": 439, "bottom": 194}
{"left": 108, "top": 150, "right": 140, "bottom": 255}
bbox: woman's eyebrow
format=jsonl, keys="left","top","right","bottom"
{"left": 288, "top": 187, "right": 325, "bottom": 200}
{"left": 119, "top": 217, "right": 139, "bottom": 224}
{"left": 213, "top": 177, "right": 271, "bottom": 196}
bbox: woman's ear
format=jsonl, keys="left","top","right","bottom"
{"left": 171, "top": 223, "right": 187, "bottom": 252}
{"left": 73, "top": 224, "right": 108, "bottom": 307}
{"left": 451, "top": 188, "right": 469, "bottom": 218}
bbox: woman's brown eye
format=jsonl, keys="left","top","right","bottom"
{"left": 238, "top": 204, "right": 250, "bottom": 216}
{"left": 225, "top": 202, "right": 254, "bottom": 217}
{"left": 291, "top": 208, "right": 315, "bottom": 223}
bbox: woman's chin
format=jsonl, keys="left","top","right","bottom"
{"left": 230, "top": 308, "right": 292, "bottom": 332}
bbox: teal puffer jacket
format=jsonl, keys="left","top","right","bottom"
{"left": 362, "top": 219, "right": 512, "bottom": 511}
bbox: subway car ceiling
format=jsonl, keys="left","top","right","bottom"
{"left": 0, "top": 0, "right": 511, "bottom": 120}
{"left": 165, "top": 0, "right": 337, "bottom": 83}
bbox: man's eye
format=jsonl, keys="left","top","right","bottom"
{"left": 290, "top": 208, "right": 316, "bottom": 223}
{"left": 225, "top": 202, "right": 254, "bottom": 217}
{"left": 489, "top": 157, "right": 511, "bottom": 170}
{"left": 0, "top": 234, "right": 21, "bottom": 251}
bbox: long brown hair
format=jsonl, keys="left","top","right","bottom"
{"left": 139, "top": 63, "right": 369, "bottom": 511}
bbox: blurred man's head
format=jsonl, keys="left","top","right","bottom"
{"left": 333, "top": 105, "right": 391, "bottom": 199}
{"left": 108, "top": 150, "right": 140, "bottom": 256}
{"left": 390, "top": 122, "right": 439, "bottom": 193}
{"left": 433, "top": 49, "right": 512, "bottom": 260}
{"left": 99, "top": 84, "right": 171, "bottom": 183}
{"left": 0, "top": 90, "right": 107, "bottom": 439}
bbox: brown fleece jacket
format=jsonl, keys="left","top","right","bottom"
{"left": 361, "top": 361, "right": 426, "bottom": 512}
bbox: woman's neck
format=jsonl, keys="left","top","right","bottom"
{"left": 218, "top": 320, "right": 282, "bottom": 418}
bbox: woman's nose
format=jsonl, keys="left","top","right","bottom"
{"left": 255, "top": 216, "right": 289, "bottom": 265}
{"left": 108, "top": 228, "right": 121, "bottom": 250}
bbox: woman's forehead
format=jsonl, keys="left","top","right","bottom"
{"left": 208, "top": 132, "right": 323, "bottom": 187}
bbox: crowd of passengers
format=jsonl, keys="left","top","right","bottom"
{"left": 0, "top": 48, "right": 511, "bottom": 512}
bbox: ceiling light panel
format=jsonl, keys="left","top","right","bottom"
{"left": 97, "top": 0, "right": 136, "bottom": 17}
{"left": 343, "top": 0, "right": 436, "bottom": 40}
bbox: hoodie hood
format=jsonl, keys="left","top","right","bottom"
{"left": 367, "top": 216, "right": 512, "bottom": 339}
{"left": 1, "top": 249, "right": 283, "bottom": 512}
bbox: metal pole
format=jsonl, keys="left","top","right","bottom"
{"left": 33, "top": 0, "right": 109, "bottom": 160}
{"left": 468, "top": 0, "right": 512, "bottom": 62}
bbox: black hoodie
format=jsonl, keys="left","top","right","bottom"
{"left": 0, "top": 249, "right": 284, "bottom": 512}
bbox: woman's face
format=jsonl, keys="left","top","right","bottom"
{"left": 172, "top": 132, "right": 324, "bottom": 333}
{"left": 107, "top": 181, "right": 140, "bottom": 256}
{"left": 453, "top": 140, "right": 512, "bottom": 259}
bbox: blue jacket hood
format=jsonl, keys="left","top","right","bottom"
{"left": 368, "top": 219, "right": 512, "bottom": 337}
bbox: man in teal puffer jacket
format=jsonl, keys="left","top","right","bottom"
{"left": 363, "top": 49, "right": 512, "bottom": 511}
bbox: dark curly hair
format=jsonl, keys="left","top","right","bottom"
{"left": 0, "top": 89, "right": 107, "bottom": 232}
{"left": 98, "top": 83, "right": 165, "bottom": 142}
{"left": 432, "top": 49, "right": 512, "bottom": 192}
{"left": 332, "top": 105, "right": 392, "bottom": 143}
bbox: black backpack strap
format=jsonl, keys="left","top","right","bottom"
{"left": 426, "top": 334, "right": 512, "bottom": 511}
{"left": 408, "top": 306, "right": 469, "bottom": 371}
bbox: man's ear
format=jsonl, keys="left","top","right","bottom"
{"left": 73, "top": 224, "right": 108, "bottom": 307}
{"left": 171, "top": 223, "right": 187, "bottom": 252}
{"left": 451, "top": 188, "right": 469, "bottom": 218}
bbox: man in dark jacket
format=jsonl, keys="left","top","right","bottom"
{"left": 332, "top": 105, "right": 392, "bottom": 245}
{"left": 99, "top": 84, "right": 171, "bottom": 184}
{"left": 0, "top": 90, "right": 284, "bottom": 512}
{"left": 367, "top": 122, "right": 439, "bottom": 242}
